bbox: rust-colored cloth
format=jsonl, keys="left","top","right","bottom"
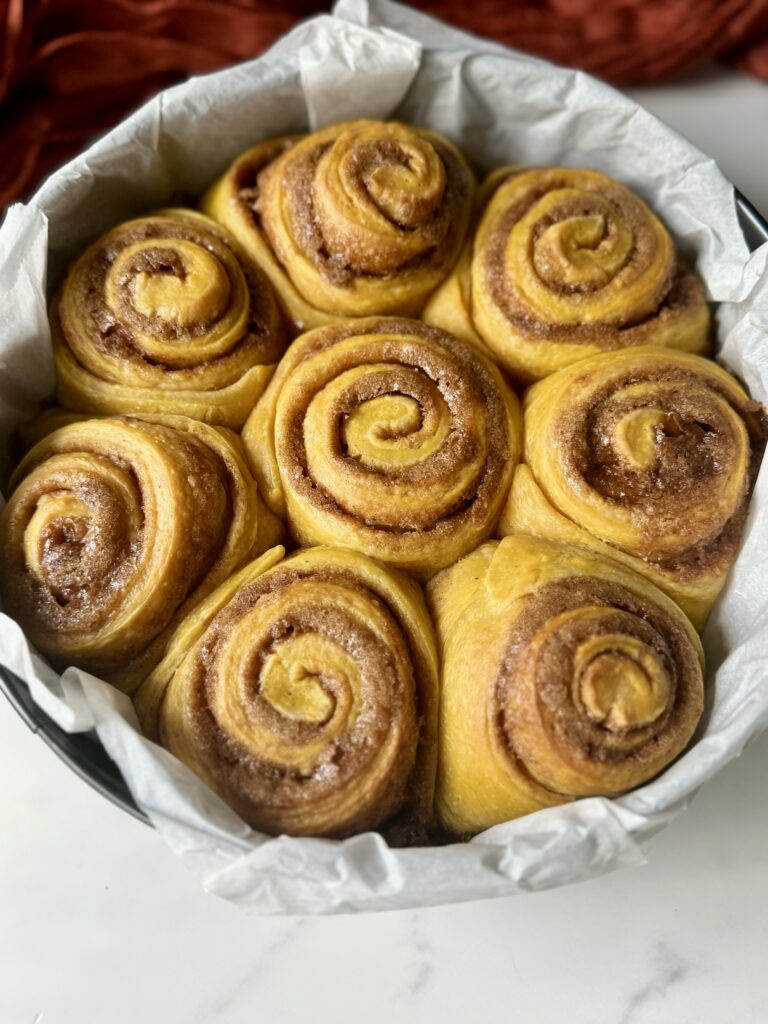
{"left": 2, "top": 0, "right": 768, "bottom": 212}
{"left": 421, "top": 0, "right": 768, "bottom": 84}
{"left": 0, "top": 0, "right": 327, "bottom": 211}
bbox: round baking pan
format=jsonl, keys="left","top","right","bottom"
{"left": 1, "top": 191, "right": 767, "bottom": 830}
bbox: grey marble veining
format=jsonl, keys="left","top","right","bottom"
{"left": 618, "top": 943, "right": 694, "bottom": 1024}
{"left": 6, "top": 672, "right": 768, "bottom": 1023}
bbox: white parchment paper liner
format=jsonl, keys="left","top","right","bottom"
{"left": 1, "top": 0, "right": 767, "bottom": 914}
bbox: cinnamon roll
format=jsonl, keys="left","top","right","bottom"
{"left": 423, "top": 167, "right": 710, "bottom": 382}
{"left": 135, "top": 545, "right": 439, "bottom": 841}
{"left": 0, "top": 416, "right": 282, "bottom": 691}
{"left": 427, "top": 535, "right": 704, "bottom": 835}
{"left": 500, "top": 346, "right": 767, "bottom": 628}
{"left": 242, "top": 317, "right": 522, "bottom": 579}
{"left": 202, "top": 120, "right": 474, "bottom": 330}
{"left": 53, "top": 209, "right": 285, "bottom": 427}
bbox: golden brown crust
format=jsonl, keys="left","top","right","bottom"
{"left": 53, "top": 209, "right": 285, "bottom": 427}
{"left": 499, "top": 346, "right": 768, "bottom": 627}
{"left": 242, "top": 316, "right": 522, "bottom": 579}
{"left": 424, "top": 166, "right": 710, "bottom": 382}
{"left": 427, "top": 536, "right": 705, "bottom": 835}
{"left": 0, "top": 415, "right": 282, "bottom": 690}
{"left": 137, "top": 545, "right": 439, "bottom": 841}
{"left": 202, "top": 121, "right": 475, "bottom": 329}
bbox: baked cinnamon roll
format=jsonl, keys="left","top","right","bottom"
{"left": 202, "top": 120, "right": 474, "bottom": 330}
{"left": 500, "top": 347, "right": 767, "bottom": 628}
{"left": 423, "top": 166, "right": 709, "bottom": 382}
{"left": 53, "top": 209, "right": 285, "bottom": 427}
{"left": 428, "top": 535, "right": 704, "bottom": 835}
{"left": 135, "top": 545, "right": 439, "bottom": 842}
{"left": 0, "top": 415, "right": 282, "bottom": 690}
{"left": 242, "top": 317, "right": 522, "bottom": 579}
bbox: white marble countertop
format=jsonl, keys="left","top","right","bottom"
{"left": 2, "top": 64, "right": 768, "bottom": 1024}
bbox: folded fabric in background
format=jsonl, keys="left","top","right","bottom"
{"left": 2, "top": 0, "right": 768, "bottom": 212}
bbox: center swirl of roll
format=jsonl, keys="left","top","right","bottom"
{"left": 493, "top": 574, "right": 703, "bottom": 796}
{"left": 572, "top": 628, "right": 671, "bottom": 731}
{"left": 178, "top": 570, "right": 419, "bottom": 821}
{"left": 576, "top": 377, "right": 750, "bottom": 555}
{"left": 22, "top": 455, "right": 142, "bottom": 607}
{"left": 259, "top": 633, "right": 346, "bottom": 726}
{"left": 109, "top": 238, "right": 232, "bottom": 329}
{"left": 510, "top": 602, "right": 676, "bottom": 756}
{"left": 207, "top": 590, "right": 376, "bottom": 777}
{"left": 300, "top": 356, "right": 482, "bottom": 530}
{"left": 343, "top": 391, "right": 449, "bottom": 467}
{"left": 312, "top": 124, "right": 447, "bottom": 274}
{"left": 528, "top": 191, "right": 633, "bottom": 292}
{"left": 484, "top": 168, "right": 676, "bottom": 329}
{"left": 100, "top": 229, "right": 249, "bottom": 368}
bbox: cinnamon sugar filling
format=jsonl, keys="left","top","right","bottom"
{"left": 178, "top": 567, "right": 418, "bottom": 812}
{"left": 60, "top": 214, "right": 278, "bottom": 377}
{"left": 1, "top": 421, "right": 232, "bottom": 669}
{"left": 481, "top": 177, "right": 688, "bottom": 344}
{"left": 277, "top": 322, "right": 511, "bottom": 535}
{"left": 549, "top": 366, "right": 766, "bottom": 578}
{"left": 495, "top": 578, "right": 701, "bottom": 775}
{"left": 256, "top": 134, "right": 470, "bottom": 287}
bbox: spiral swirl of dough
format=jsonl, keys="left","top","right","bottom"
{"left": 202, "top": 121, "right": 474, "bottom": 330}
{"left": 499, "top": 347, "right": 767, "bottom": 627}
{"left": 0, "top": 415, "right": 281, "bottom": 690}
{"left": 424, "top": 167, "right": 709, "bottom": 382}
{"left": 54, "top": 209, "right": 285, "bottom": 427}
{"left": 428, "top": 536, "right": 704, "bottom": 835}
{"left": 135, "top": 545, "right": 439, "bottom": 841}
{"left": 242, "top": 317, "right": 521, "bottom": 579}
